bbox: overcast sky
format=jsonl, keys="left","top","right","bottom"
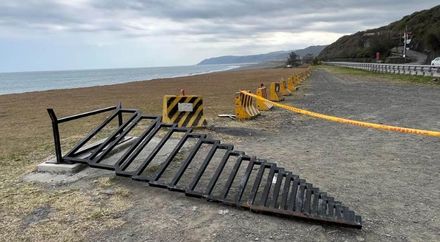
{"left": 0, "top": 1, "right": 438, "bottom": 72}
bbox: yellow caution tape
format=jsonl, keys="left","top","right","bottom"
{"left": 240, "top": 91, "right": 440, "bottom": 138}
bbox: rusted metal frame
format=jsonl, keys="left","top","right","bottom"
{"left": 88, "top": 115, "right": 157, "bottom": 170}
{"left": 87, "top": 111, "right": 140, "bottom": 162}
{"left": 233, "top": 156, "right": 257, "bottom": 206}
{"left": 246, "top": 160, "right": 272, "bottom": 206}
{"left": 204, "top": 150, "right": 244, "bottom": 201}
{"left": 147, "top": 133, "right": 206, "bottom": 188}
{"left": 269, "top": 168, "right": 285, "bottom": 209}
{"left": 130, "top": 124, "right": 188, "bottom": 180}
{"left": 167, "top": 137, "right": 218, "bottom": 192}
{"left": 64, "top": 108, "right": 138, "bottom": 162}
{"left": 57, "top": 106, "right": 118, "bottom": 124}
{"left": 47, "top": 105, "right": 364, "bottom": 229}
{"left": 247, "top": 204, "right": 362, "bottom": 229}
{"left": 216, "top": 155, "right": 252, "bottom": 205}
{"left": 257, "top": 163, "right": 277, "bottom": 207}
{"left": 114, "top": 116, "right": 162, "bottom": 177}
{"left": 47, "top": 105, "right": 118, "bottom": 163}
{"left": 185, "top": 143, "right": 233, "bottom": 198}
{"left": 115, "top": 123, "right": 178, "bottom": 177}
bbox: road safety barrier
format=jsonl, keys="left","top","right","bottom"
{"left": 255, "top": 85, "right": 273, "bottom": 111}
{"left": 268, "top": 82, "right": 284, "bottom": 102}
{"left": 305, "top": 68, "right": 312, "bottom": 78}
{"left": 240, "top": 91, "right": 440, "bottom": 138}
{"left": 279, "top": 79, "right": 292, "bottom": 96}
{"left": 235, "top": 69, "right": 311, "bottom": 121}
{"left": 287, "top": 76, "right": 299, "bottom": 91}
{"left": 163, "top": 94, "right": 207, "bottom": 128}
{"left": 302, "top": 67, "right": 312, "bottom": 77}
{"left": 298, "top": 70, "right": 309, "bottom": 80}
{"left": 325, "top": 62, "right": 440, "bottom": 77}
{"left": 235, "top": 91, "right": 260, "bottom": 120}
{"left": 286, "top": 68, "right": 311, "bottom": 92}
{"left": 47, "top": 104, "right": 362, "bottom": 228}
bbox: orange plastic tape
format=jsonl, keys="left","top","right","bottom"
{"left": 240, "top": 91, "right": 440, "bottom": 138}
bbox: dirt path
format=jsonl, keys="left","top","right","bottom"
{"left": 229, "top": 67, "right": 440, "bottom": 241}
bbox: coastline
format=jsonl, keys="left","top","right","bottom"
{"left": 0, "top": 67, "right": 300, "bottom": 158}
{"left": 231, "top": 61, "right": 286, "bottom": 71}
{"left": 0, "top": 67, "right": 297, "bottom": 116}
{"left": 0, "top": 64, "right": 242, "bottom": 96}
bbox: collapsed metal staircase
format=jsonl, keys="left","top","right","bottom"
{"left": 47, "top": 104, "right": 362, "bottom": 228}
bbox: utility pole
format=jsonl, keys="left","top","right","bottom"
{"left": 403, "top": 26, "right": 407, "bottom": 61}
{"left": 402, "top": 25, "right": 413, "bottom": 63}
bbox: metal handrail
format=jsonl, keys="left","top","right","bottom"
{"left": 47, "top": 104, "right": 121, "bottom": 163}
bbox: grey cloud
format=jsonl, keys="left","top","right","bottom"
{"left": 0, "top": 0, "right": 438, "bottom": 42}
{"left": 90, "top": 0, "right": 433, "bottom": 21}
{"left": 0, "top": 1, "right": 82, "bottom": 25}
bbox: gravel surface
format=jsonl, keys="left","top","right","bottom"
{"left": 227, "top": 68, "right": 440, "bottom": 241}
{"left": 24, "top": 67, "right": 440, "bottom": 241}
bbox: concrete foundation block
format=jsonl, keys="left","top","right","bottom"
{"left": 36, "top": 136, "right": 137, "bottom": 174}
{"left": 37, "top": 159, "right": 87, "bottom": 174}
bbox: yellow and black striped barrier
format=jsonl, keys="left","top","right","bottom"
{"left": 235, "top": 91, "right": 260, "bottom": 120}
{"left": 287, "top": 68, "right": 310, "bottom": 91}
{"left": 234, "top": 68, "right": 312, "bottom": 121}
{"left": 279, "top": 79, "right": 292, "bottom": 96}
{"left": 301, "top": 68, "right": 311, "bottom": 79}
{"left": 255, "top": 85, "right": 273, "bottom": 111}
{"left": 287, "top": 76, "right": 298, "bottom": 91}
{"left": 268, "top": 82, "right": 284, "bottom": 102}
{"left": 240, "top": 90, "right": 440, "bottom": 138}
{"left": 162, "top": 95, "right": 207, "bottom": 127}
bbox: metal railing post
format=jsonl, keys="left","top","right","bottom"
{"left": 117, "top": 102, "right": 123, "bottom": 126}
{"left": 47, "top": 108, "right": 63, "bottom": 164}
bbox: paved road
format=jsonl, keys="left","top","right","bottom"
{"left": 396, "top": 47, "right": 427, "bottom": 64}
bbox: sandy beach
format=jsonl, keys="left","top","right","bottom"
{"left": 0, "top": 67, "right": 299, "bottom": 157}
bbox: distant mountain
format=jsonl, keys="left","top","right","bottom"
{"left": 319, "top": 5, "right": 440, "bottom": 63}
{"left": 198, "top": 45, "right": 326, "bottom": 65}
{"left": 294, "top": 45, "right": 328, "bottom": 57}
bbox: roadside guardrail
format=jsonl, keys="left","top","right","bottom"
{"left": 325, "top": 62, "right": 440, "bottom": 77}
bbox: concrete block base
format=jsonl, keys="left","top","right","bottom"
{"left": 36, "top": 136, "right": 136, "bottom": 174}
{"left": 37, "top": 159, "right": 87, "bottom": 174}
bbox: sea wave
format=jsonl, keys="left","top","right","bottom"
{"left": 0, "top": 64, "right": 241, "bottom": 95}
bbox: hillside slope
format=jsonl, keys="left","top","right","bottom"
{"left": 319, "top": 5, "right": 440, "bottom": 63}
{"left": 198, "top": 45, "right": 326, "bottom": 65}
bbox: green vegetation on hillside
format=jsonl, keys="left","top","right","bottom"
{"left": 319, "top": 5, "right": 440, "bottom": 63}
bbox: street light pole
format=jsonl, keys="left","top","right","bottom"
{"left": 403, "top": 26, "right": 407, "bottom": 62}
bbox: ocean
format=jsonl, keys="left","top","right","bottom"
{"left": 0, "top": 64, "right": 240, "bottom": 95}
